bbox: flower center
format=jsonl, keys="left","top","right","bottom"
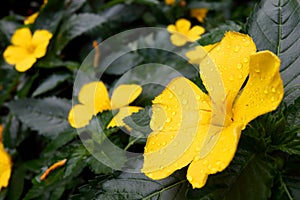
{"left": 26, "top": 44, "right": 36, "bottom": 54}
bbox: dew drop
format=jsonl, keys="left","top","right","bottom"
{"left": 255, "top": 68, "right": 260, "bottom": 73}
{"left": 196, "top": 147, "right": 201, "bottom": 152}
{"left": 148, "top": 173, "right": 153, "bottom": 178}
{"left": 263, "top": 89, "right": 268, "bottom": 94}
{"left": 216, "top": 161, "right": 222, "bottom": 166}
{"left": 271, "top": 87, "right": 276, "bottom": 93}
{"left": 196, "top": 95, "right": 201, "bottom": 100}
{"left": 245, "top": 40, "right": 250, "bottom": 46}
{"left": 171, "top": 85, "right": 176, "bottom": 90}
{"left": 271, "top": 96, "right": 275, "bottom": 102}
{"left": 162, "top": 141, "right": 166, "bottom": 146}
{"left": 234, "top": 45, "right": 240, "bottom": 52}
{"left": 182, "top": 99, "right": 188, "bottom": 105}
{"left": 169, "top": 93, "right": 173, "bottom": 98}
{"left": 166, "top": 118, "right": 171, "bottom": 123}
{"left": 226, "top": 44, "right": 231, "bottom": 49}
{"left": 170, "top": 135, "right": 174, "bottom": 139}
{"left": 194, "top": 156, "right": 200, "bottom": 161}
{"left": 243, "top": 57, "right": 249, "bottom": 63}
{"left": 203, "top": 160, "right": 208, "bottom": 165}
{"left": 159, "top": 165, "right": 164, "bottom": 170}
{"left": 229, "top": 75, "right": 234, "bottom": 81}
{"left": 238, "top": 74, "right": 243, "bottom": 79}
{"left": 187, "top": 175, "right": 193, "bottom": 181}
{"left": 208, "top": 164, "right": 212, "bottom": 169}
{"left": 216, "top": 46, "right": 221, "bottom": 51}
{"left": 173, "top": 141, "right": 178, "bottom": 146}
{"left": 237, "top": 63, "right": 243, "bottom": 69}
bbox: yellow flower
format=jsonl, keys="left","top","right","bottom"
{"left": 24, "top": 0, "right": 48, "bottom": 25}
{"left": 191, "top": 8, "right": 208, "bottom": 23}
{"left": 142, "top": 32, "right": 284, "bottom": 188}
{"left": 165, "top": 0, "right": 175, "bottom": 5}
{"left": 3, "top": 28, "right": 52, "bottom": 72}
{"left": 68, "top": 81, "right": 142, "bottom": 129}
{"left": 167, "top": 18, "right": 205, "bottom": 46}
{"left": 0, "top": 125, "right": 12, "bottom": 191}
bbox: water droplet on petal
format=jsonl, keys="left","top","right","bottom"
{"left": 187, "top": 175, "right": 193, "bottom": 181}
{"left": 162, "top": 141, "right": 166, "bottom": 146}
{"left": 271, "top": 87, "right": 276, "bottom": 93}
{"left": 245, "top": 40, "right": 250, "bottom": 46}
{"left": 264, "top": 90, "right": 268, "bottom": 94}
{"left": 203, "top": 160, "right": 208, "bottom": 165}
{"left": 237, "top": 63, "right": 243, "bottom": 69}
{"left": 216, "top": 46, "right": 221, "bottom": 51}
{"left": 238, "top": 75, "right": 243, "bottom": 79}
{"left": 234, "top": 45, "right": 240, "bottom": 52}
{"left": 229, "top": 75, "right": 234, "bottom": 81}
{"left": 271, "top": 97, "right": 275, "bottom": 102}
{"left": 148, "top": 173, "right": 153, "bottom": 178}
{"left": 169, "top": 93, "right": 173, "bottom": 98}
{"left": 243, "top": 57, "right": 248, "bottom": 63}
{"left": 226, "top": 44, "right": 231, "bottom": 49}
{"left": 182, "top": 99, "right": 188, "bottom": 105}
{"left": 194, "top": 156, "right": 200, "bottom": 161}
{"left": 196, "top": 95, "right": 201, "bottom": 100}
{"left": 159, "top": 165, "right": 164, "bottom": 170}
{"left": 216, "top": 161, "right": 222, "bottom": 165}
{"left": 173, "top": 141, "right": 178, "bottom": 146}
{"left": 196, "top": 147, "right": 201, "bottom": 152}
{"left": 255, "top": 68, "right": 260, "bottom": 73}
{"left": 166, "top": 118, "right": 171, "bottom": 123}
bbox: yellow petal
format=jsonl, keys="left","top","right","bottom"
{"left": 186, "top": 123, "right": 243, "bottom": 188}
{"left": 165, "top": 0, "right": 175, "bottom": 5}
{"left": 0, "top": 143, "right": 12, "bottom": 191}
{"left": 3, "top": 46, "right": 31, "bottom": 65}
{"left": 186, "top": 44, "right": 218, "bottom": 65}
{"left": 78, "top": 81, "right": 111, "bottom": 114}
{"left": 167, "top": 25, "right": 177, "bottom": 33}
{"left": 110, "top": 84, "right": 142, "bottom": 110}
{"left": 11, "top": 28, "right": 32, "bottom": 47}
{"left": 107, "top": 106, "right": 142, "bottom": 129}
{"left": 24, "top": 12, "right": 39, "bottom": 25}
{"left": 142, "top": 77, "right": 211, "bottom": 179}
{"left": 175, "top": 19, "right": 191, "bottom": 33}
{"left": 32, "top": 29, "right": 53, "bottom": 47}
{"left": 191, "top": 8, "right": 208, "bottom": 23}
{"left": 200, "top": 31, "right": 256, "bottom": 109}
{"left": 68, "top": 104, "right": 94, "bottom": 128}
{"left": 169, "top": 33, "right": 189, "bottom": 46}
{"left": 233, "top": 51, "right": 284, "bottom": 126}
{"left": 32, "top": 30, "right": 52, "bottom": 58}
{"left": 15, "top": 56, "right": 37, "bottom": 72}
{"left": 188, "top": 25, "right": 205, "bottom": 41}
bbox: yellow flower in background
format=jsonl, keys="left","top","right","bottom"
{"left": 191, "top": 8, "right": 208, "bottom": 23}
{"left": 167, "top": 18, "right": 205, "bottom": 46}
{"left": 3, "top": 28, "right": 52, "bottom": 72}
{"left": 24, "top": 0, "right": 48, "bottom": 25}
{"left": 142, "top": 32, "right": 284, "bottom": 188}
{"left": 165, "top": 0, "right": 175, "bottom": 5}
{"left": 0, "top": 125, "right": 12, "bottom": 191}
{"left": 68, "top": 81, "right": 142, "bottom": 129}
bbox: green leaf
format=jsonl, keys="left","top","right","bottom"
{"left": 86, "top": 156, "right": 113, "bottom": 174}
{"left": 123, "top": 107, "right": 152, "bottom": 135}
{"left": 98, "top": 171, "right": 187, "bottom": 199}
{"left": 64, "top": 145, "right": 88, "bottom": 178}
{"left": 247, "top": 0, "right": 300, "bottom": 93}
{"left": 32, "top": 74, "right": 70, "bottom": 97}
{"left": 33, "top": 0, "right": 65, "bottom": 33}
{"left": 65, "top": 0, "right": 86, "bottom": 15}
{"left": 0, "top": 68, "right": 20, "bottom": 106}
{"left": 55, "top": 13, "right": 105, "bottom": 54}
{"left": 7, "top": 97, "right": 71, "bottom": 138}
{"left": 187, "top": 136, "right": 276, "bottom": 200}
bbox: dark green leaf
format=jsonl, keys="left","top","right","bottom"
{"left": 32, "top": 74, "right": 70, "bottom": 97}
{"left": 187, "top": 137, "right": 276, "bottom": 200}
{"left": 247, "top": 0, "right": 300, "bottom": 94}
{"left": 86, "top": 156, "right": 113, "bottom": 174}
{"left": 123, "top": 107, "right": 152, "bottom": 135}
{"left": 7, "top": 97, "right": 71, "bottom": 138}
{"left": 98, "top": 171, "right": 188, "bottom": 200}
{"left": 0, "top": 68, "right": 20, "bottom": 106}
{"left": 33, "top": 0, "right": 65, "bottom": 33}
{"left": 55, "top": 13, "right": 105, "bottom": 54}
{"left": 66, "top": 0, "right": 86, "bottom": 15}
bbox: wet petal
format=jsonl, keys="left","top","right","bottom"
{"left": 142, "top": 77, "right": 211, "bottom": 179}
{"left": 187, "top": 123, "right": 243, "bottom": 188}
{"left": 0, "top": 143, "right": 12, "bottom": 191}
{"left": 11, "top": 28, "right": 32, "bottom": 47}
{"left": 200, "top": 31, "right": 256, "bottom": 108}
{"left": 233, "top": 51, "right": 283, "bottom": 126}
{"left": 33, "top": 41, "right": 51, "bottom": 58}
{"left": 3, "top": 46, "right": 30, "bottom": 65}
{"left": 107, "top": 106, "right": 142, "bottom": 129}
{"left": 186, "top": 44, "right": 218, "bottom": 64}
{"left": 68, "top": 104, "right": 94, "bottom": 128}
{"left": 15, "top": 56, "right": 36, "bottom": 72}
{"left": 111, "top": 84, "right": 142, "bottom": 110}
{"left": 78, "top": 81, "right": 111, "bottom": 114}
{"left": 167, "top": 25, "right": 177, "bottom": 33}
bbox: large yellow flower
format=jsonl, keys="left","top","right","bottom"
{"left": 142, "top": 32, "right": 284, "bottom": 188}
{"left": 167, "top": 18, "right": 205, "bottom": 46}
{"left": 3, "top": 28, "right": 52, "bottom": 72}
{"left": 68, "top": 81, "right": 142, "bottom": 129}
{"left": 0, "top": 125, "right": 12, "bottom": 191}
